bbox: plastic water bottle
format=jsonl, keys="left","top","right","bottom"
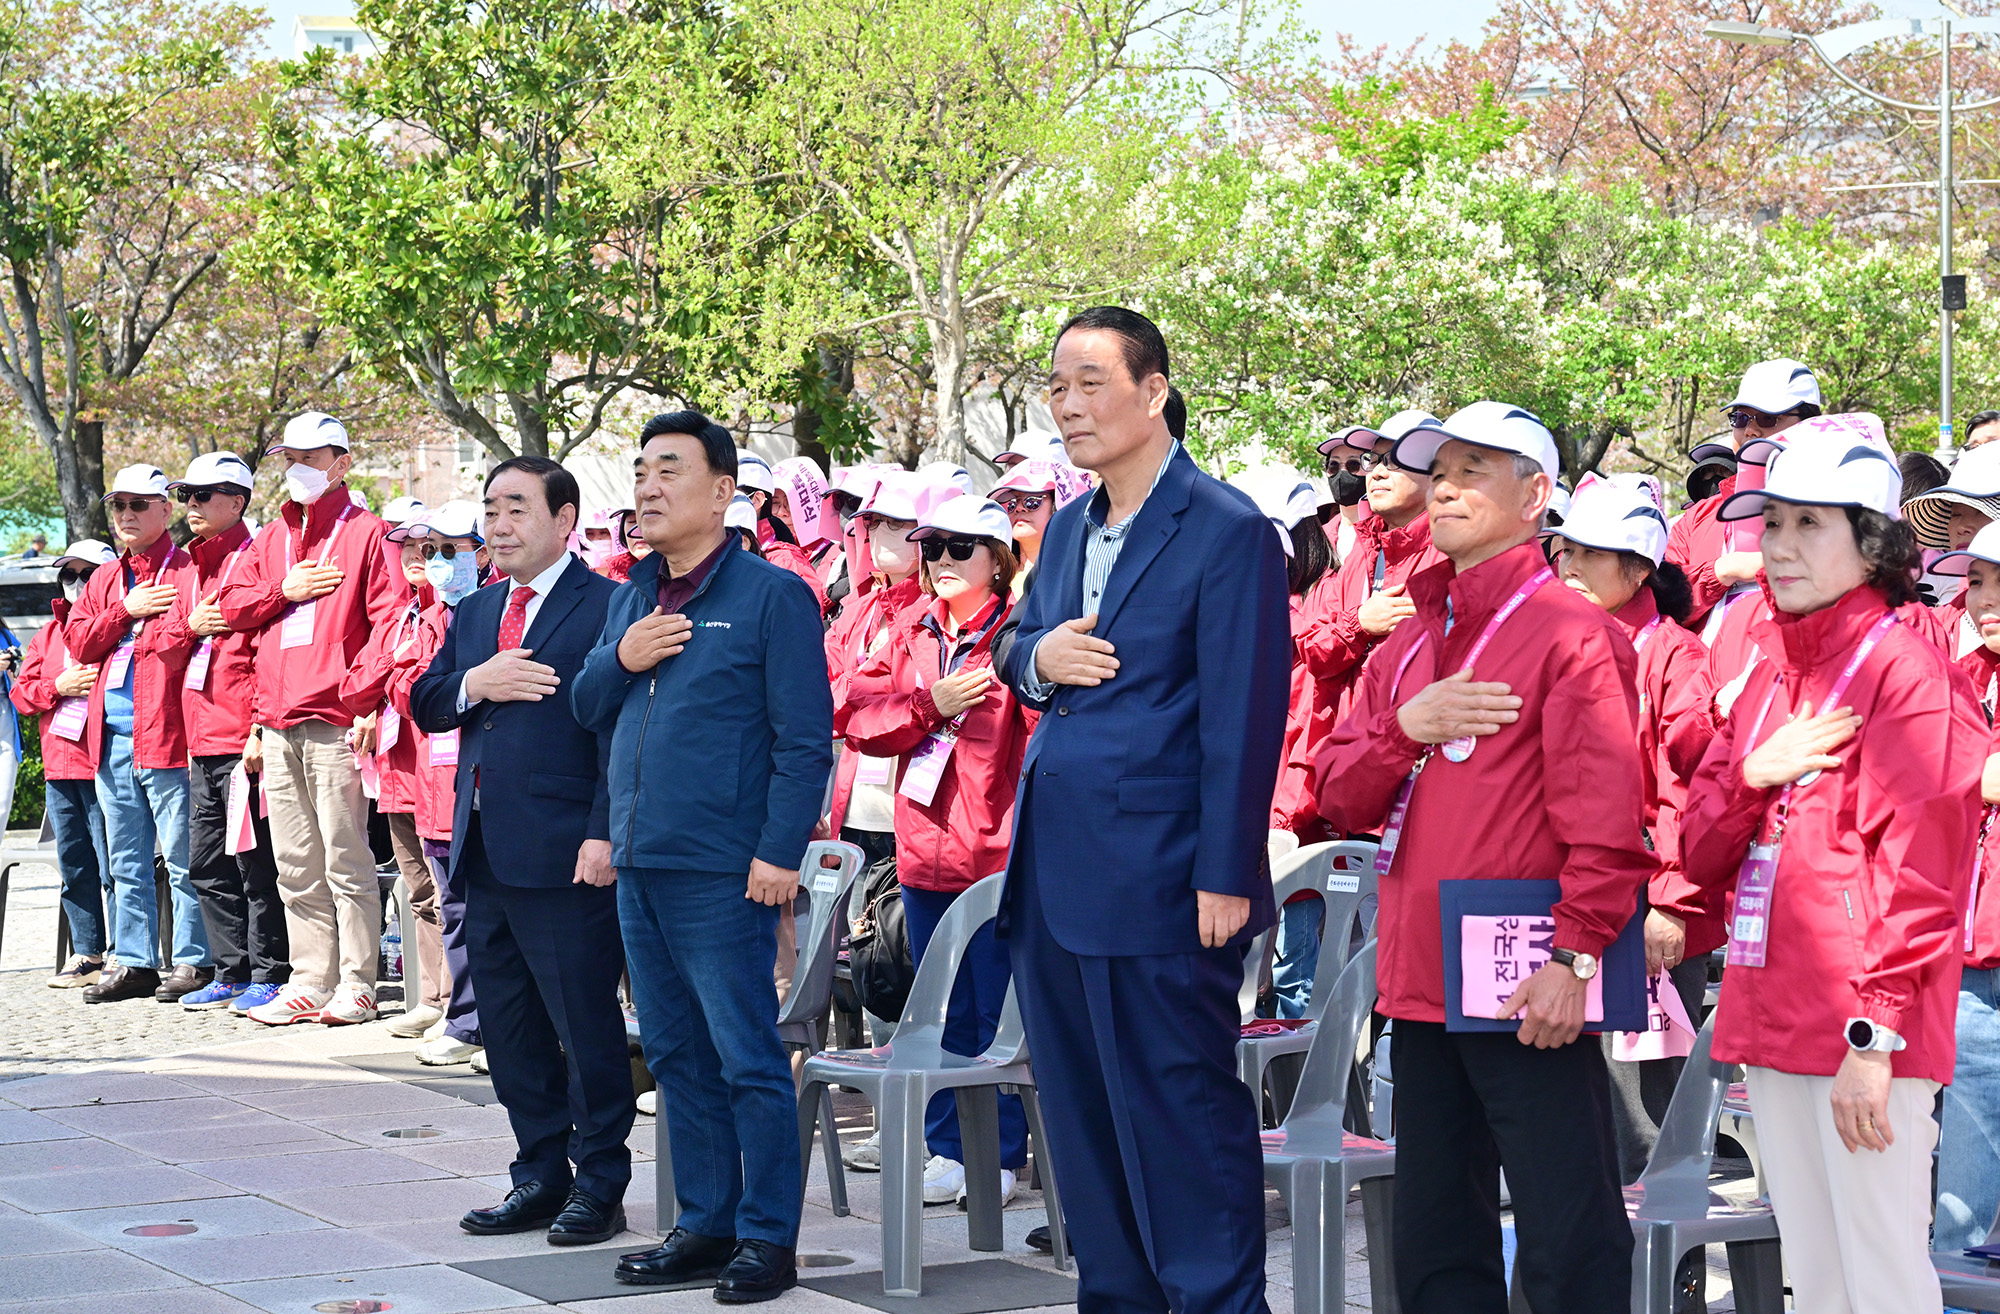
{"left": 380, "top": 909, "right": 403, "bottom": 982}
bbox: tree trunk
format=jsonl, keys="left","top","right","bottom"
{"left": 791, "top": 343, "right": 854, "bottom": 471}
{"left": 52, "top": 417, "right": 109, "bottom": 544}
{"left": 506, "top": 392, "right": 550, "bottom": 458}
{"left": 929, "top": 311, "right": 971, "bottom": 467}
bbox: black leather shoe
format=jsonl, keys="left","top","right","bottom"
{"left": 82, "top": 965, "right": 161, "bottom": 1004}
{"left": 546, "top": 1186, "right": 625, "bottom": 1245}
{"left": 459, "top": 1180, "right": 567, "bottom": 1234}
{"left": 1025, "top": 1223, "right": 1052, "bottom": 1253}
{"left": 614, "top": 1226, "right": 736, "bottom": 1285}
{"left": 712, "top": 1239, "right": 798, "bottom": 1304}
{"left": 153, "top": 964, "right": 214, "bottom": 1002}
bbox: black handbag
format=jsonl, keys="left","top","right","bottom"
{"left": 846, "top": 854, "right": 915, "bottom": 1022}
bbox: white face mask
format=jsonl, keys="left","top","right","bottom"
{"left": 60, "top": 574, "right": 85, "bottom": 602}
{"left": 424, "top": 551, "right": 481, "bottom": 606}
{"left": 284, "top": 462, "right": 332, "bottom": 505}
{"left": 868, "top": 522, "right": 917, "bottom": 578}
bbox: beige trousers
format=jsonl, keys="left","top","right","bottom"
{"left": 1745, "top": 1065, "right": 1944, "bottom": 1314}
{"left": 385, "top": 812, "right": 447, "bottom": 1012}
{"left": 265, "top": 721, "right": 381, "bottom": 993}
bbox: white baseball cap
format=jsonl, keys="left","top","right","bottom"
{"left": 858, "top": 470, "right": 923, "bottom": 523}
{"left": 387, "top": 498, "right": 483, "bottom": 544}
{"left": 906, "top": 496, "right": 1012, "bottom": 544}
{"left": 725, "top": 493, "right": 758, "bottom": 533}
{"left": 382, "top": 495, "right": 428, "bottom": 526}
{"left": 993, "top": 431, "right": 1068, "bottom": 468}
{"left": 269, "top": 410, "right": 350, "bottom": 453}
{"left": 1717, "top": 422, "right": 1903, "bottom": 523}
{"left": 50, "top": 539, "right": 116, "bottom": 570}
{"left": 1930, "top": 522, "right": 2000, "bottom": 576}
{"left": 1724, "top": 358, "right": 1821, "bottom": 416}
{"left": 1541, "top": 480, "right": 1670, "bottom": 566}
{"left": 103, "top": 464, "right": 169, "bottom": 501}
{"left": 1391, "top": 401, "right": 1561, "bottom": 480}
{"left": 1228, "top": 465, "right": 1319, "bottom": 558}
{"left": 734, "top": 450, "right": 775, "bottom": 494}
{"left": 1546, "top": 481, "right": 1572, "bottom": 522}
{"left": 169, "top": 451, "right": 254, "bottom": 492}
{"left": 1319, "top": 409, "right": 1442, "bottom": 457}
{"left": 917, "top": 462, "right": 975, "bottom": 495}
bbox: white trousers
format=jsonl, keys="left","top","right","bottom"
{"left": 1745, "top": 1065, "right": 1942, "bottom": 1314}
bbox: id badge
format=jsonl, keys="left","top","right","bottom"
{"left": 48, "top": 696, "right": 88, "bottom": 741}
{"left": 104, "top": 637, "right": 135, "bottom": 688}
{"left": 1726, "top": 842, "right": 1780, "bottom": 967}
{"left": 897, "top": 732, "right": 956, "bottom": 807}
{"left": 1375, "top": 772, "right": 1417, "bottom": 877}
{"left": 184, "top": 638, "right": 214, "bottom": 692}
{"left": 378, "top": 704, "right": 401, "bottom": 753}
{"left": 856, "top": 754, "right": 892, "bottom": 786}
{"left": 280, "top": 600, "right": 316, "bottom": 649}
{"left": 428, "top": 727, "right": 459, "bottom": 767}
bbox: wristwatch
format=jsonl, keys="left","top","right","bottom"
{"left": 1846, "top": 1017, "right": 1906, "bottom": 1053}
{"left": 1549, "top": 947, "right": 1599, "bottom": 981}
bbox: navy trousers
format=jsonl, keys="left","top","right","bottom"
{"left": 426, "top": 843, "right": 480, "bottom": 1045}
{"left": 460, "top": 815, "right": 632, "bottom": 1201}
{"left": 1006, "top": 811, "right": 1270, "bottom": 1314}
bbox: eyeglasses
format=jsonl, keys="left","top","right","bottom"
{"left": 106, "top": 497, "right": 160, "bottom": 513}
{"left": 1729, "top": 408, "right": 1796, "bottom": 430}
{"left": 919, "top": 536, "right": 984, "bottom": 562}
{"left": 174, "top": 487, "right": 229, "bottom": 505}
{"left": 993, "top": 493, "right": 1048, "bottom": 513}
{"left": 1329, "top": 452, "right": 1387, "bottom": 474}
{"left": 420, "top": 541, "right": 472, "bottom": 561}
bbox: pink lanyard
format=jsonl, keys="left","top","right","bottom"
{"left": 286, "top": 505, "right": 353, "bottom": 571}
{"left": 1631, "top": 615, "right": 1662, "bottom": 655}
{"left": 1739, "top": 611, "right": 1897, "bottom": 845}
{"left": 1374, "top": 567, "right": 1555, "bottom": 878}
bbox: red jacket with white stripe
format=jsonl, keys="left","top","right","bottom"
{"left": 339, "top": 592, "right": 433, "bottom": 815}
{"left": 384, "top": 598, "right": 457, "bottom": 843}
{"left": 66, "top": 533, "right": 198, "bottom": 769}
{"left": 823, "top": 574, "right": 921, "bottom": 833}
{"left": 1677, "top": 585, "right": 1983, "bottom": 1083}
{"left": 1664, "top": 481, "right": 1733, "bottom": 631}
{"left": 1957, "top": 644, "right": 2000, "bottom": 970}
{"left": 159, "top": 522, "right": 262, "bottom": 757}
{"left": 9, "top": 605, "right": 95, "bottom": 780}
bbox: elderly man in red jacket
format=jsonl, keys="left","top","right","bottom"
{"left": 219, "top": 412, "right": 402, "bottom": 1027}
{"left": 1315, "top": 402, "right": 1656, "bottom": 1314}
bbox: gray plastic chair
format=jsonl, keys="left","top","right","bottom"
{"left": 1717, "top": 1080, "right": 1767, "bottom": 1196}
{"left": 1934, "top": 1250, "right": 2000, "bottom": 1311}
{"left": 1260, "top": 941, "right": 1399, "bottom": 1314}
{"left": 778, "top": 840, "right": 864, "bottom": 1215}
{"left": 1625, "top": 1015, "right": 1783, "bottom": 1314}
{"left": 1238, "top": 841, "right": 1379, "bottom": 1122}
{"left": 797, "top": 871, "right": 1069, "bottom": 1296}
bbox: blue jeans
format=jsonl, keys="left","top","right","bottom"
{"left": 46, "top": 777, "right": 110, "bottom": 957}
{"left": 619, "top": 868, "right": 801, "bottom": 1244}
{"left": 1272, "top": 896, "right": 1324, "bottom": 1020}
{"left": 1941, "top": 965, "right": 2000, "bottom": 1250}
{"left": 94, "top": 732, "right": 206, "bottom": 970}
{"left": 900, "top": 882, "right": 1028, "bottom": 1169}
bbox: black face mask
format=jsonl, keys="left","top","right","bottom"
{"left": 1330, "top": 470, "right": 1367, "bottom": 506}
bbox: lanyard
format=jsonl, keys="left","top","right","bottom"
{"left": 1374, "top": 567, "right": 1555, "bottom": 878}
{"left": 930, "top": 599, "right": 1007, "bottom": 681}
{"left": 286, "top": 505, "right": 354, "bottom": 571}
{"left": 1631, "top": 615, "right": 1662, "bottom": 655}
{"left": 1740, "top": 610, "right": 1897, "bottom": 844}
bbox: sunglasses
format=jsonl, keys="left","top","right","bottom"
{"left": 920, "top": 536, "right": 985, "bottom": 563}
{"left": 1330, "top": 452, "right": 1387, "bottom": 474}
{"left": 106, "top": 497, "right": 161, "bottom": 513}
{"left": 1729, "top": 408, "right": 1797, "bottom": 430}
{"left": 420, "top": 541, "right": 473, "bottom": 561}
{"left": 993, "top": 493, "right": 1048, "bottom": 513}
{"left": 174, "top": 487, "right": 231, "bottom": 504}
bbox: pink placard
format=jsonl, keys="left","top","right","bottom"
{"left": 224, "top": 761, "right": 257, "bottom": 855}
{"left": 1458, "top": 914, "right": 1604, "bottom": 1023}
{"left": 1612, "top": 968, "right": 1697, "bottom": 1062}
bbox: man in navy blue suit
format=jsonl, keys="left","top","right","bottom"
{"left": 409, "top": 456, "right": 631, "bottom": 1247}
{"left": 999, "top": 307, "right": 1292, "bottom": 1312}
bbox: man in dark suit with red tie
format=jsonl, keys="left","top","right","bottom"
{"left": 410, "top": 456, "right": 630, "bottom": 1246}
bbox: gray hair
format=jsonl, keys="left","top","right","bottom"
{"left": 1510, "top": 454, "right": 1545, "bottom": 482}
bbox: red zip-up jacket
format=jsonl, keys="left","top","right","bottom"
{"left": 67, "top": 533, "right": 198, "bottom": 769}
{"left": 1611, "top": 591, "right": 1720, "bottom": 955}
{"left": 838, "top": 593, "right": 1036, "bottom": 892}
{"left": 1665, "top": 480, "right": 1734, "bottom": 631}
{"left": 1271, "top": 571, "right": 1342, "bottom": 837}
{"left": 765, "top": 540, "right": 830, "bottom": 617}
{"left": 1677, "top": 585, "right": 1983, "bottom": 1083}
{"left": 823, "top": 574, "right": 921, "bottom": 832}
{"left": 384, "top": 598, "right": 456, "bottom": 842}
{"left": 1314, "top": 541, "right": 1656, "bottom": 1023}
{"left": 10, "top": 604, "right": 95, "bottom": 780}
{"left": 159, "top": 522, "right": 261, "bottom": 757}
{"left": 1296, "top": 510, "right": 1448, "bottom": 734}
{"left": 217, "top": 489, "right": 401, "bottom": 730}
{"left": 1956, "top": 645, "right": 2000, "bottom": 970}
{"left": 338, "top": 591, "right": 432, "bottom": 814}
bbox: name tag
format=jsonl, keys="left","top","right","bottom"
{"left": 49, "top": 696, "right": 88, "bottom": 741}
{"left": 184, "top": 638, "right": 214, "bottom": 691}
{"left": 897, "top": 732, "right": 956, "bottom": 807}
{"left": 1726, "top": 843, "right": 1780, "bottom": 968}
{"left": 378, "top": 705, "right": 401, "bottom": 753}
{"left": 855, "top": 754, "right": 892, "bottom": 786}
{"left": 429, "top": 728, "right": 459, "bottom": 766}
{"left": 280, "top": 600, "right": 315, "bottom": 649}
{"left": 104, "top": 638, "right": 135, "bottom": 688}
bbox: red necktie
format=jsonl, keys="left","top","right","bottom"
{"left": 498, "top": 586, "right": 533, "bottom": 652}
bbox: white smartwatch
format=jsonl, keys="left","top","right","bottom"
{"left": 1845, "top": 1017, "right": 1906, "bottom": 1054}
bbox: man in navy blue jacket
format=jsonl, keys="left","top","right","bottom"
{"left": 409, "top": 457, "right": 630, "bottom": 1247}
{"left": 571, "top": 412, "right": 832, "bottom": 1304}
{"left": 999, "top": 308, "right": 1291, "bottom": 1312}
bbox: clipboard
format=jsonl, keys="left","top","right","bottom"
{"left": 1439, "top": 878, "right": 1647, "bottom": 1033}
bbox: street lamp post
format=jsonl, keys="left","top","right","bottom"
{"left": 1707, "top": 16, "right": 2000, "bottom": 459}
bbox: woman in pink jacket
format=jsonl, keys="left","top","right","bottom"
{"left": 1679, "top": 427, "right": 1985, "bottom": 1314}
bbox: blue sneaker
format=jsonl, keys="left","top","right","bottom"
{"left": 182, "top": 979, "right": 248, "bottom": 1011}
{"left": 229, "top": 982, "right": 284, "bottom": 1015}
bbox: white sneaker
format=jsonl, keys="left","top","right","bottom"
{"left": 423, "top": 1014, "right": 448, "bottom": 1039}
{"left": 842, "top": 1130, "right": 882, "bottom": 1172}
{"left": 387, "top": 1005, "right": 442, "bottom": 1039}
{"left": 416, "top": 1035, "right": 479, "bottom": 1066}
{"left": 320, "top": 984, "right": 378, "bottom": 1026}
{"left": 636, "top": 1089, "right": 657, "bottom": 1116}
{"left": 469, "top": 1048, "right": 489, "bottom": 1074}
{"left": 956, "top": 1167, "right": 1019, "bottom": 1210}
{"left": 922, "top": 1155, "right": 965, "bottom": 1205}
{"left": 247, "top": 985, "right": 331, "bottom": 1026}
